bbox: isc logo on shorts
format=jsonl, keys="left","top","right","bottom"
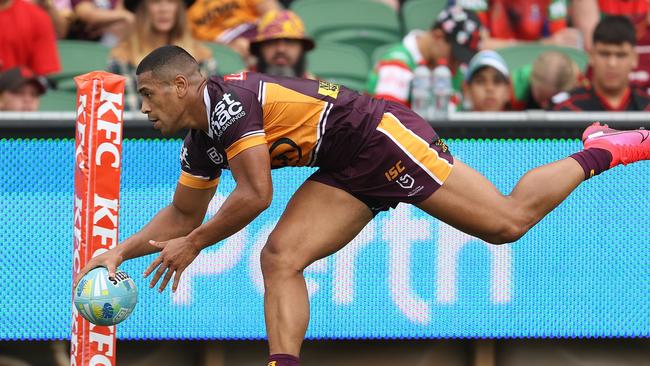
{"left": 211, "top": 92, "right": 246, "bottom": 136}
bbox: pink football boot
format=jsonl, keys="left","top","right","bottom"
{"left": 582, "top": 122, "right": 650, "bottom": 167}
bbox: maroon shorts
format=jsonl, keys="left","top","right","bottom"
{"left": 309, "top": 102, "right": 454, "bottom": 215}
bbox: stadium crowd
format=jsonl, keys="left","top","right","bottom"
{"left": 1, "top": 0, "right": 650, "bottom": 114}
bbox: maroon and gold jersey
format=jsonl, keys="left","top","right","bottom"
{"left": 179, "top": 72, "right": 387, "bottom": 189}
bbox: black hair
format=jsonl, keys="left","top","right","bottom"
{"left": 136, "top": 45, "right": 199, "bottom": 76}
{"left": 593, "top": 15, "right": 636, "bottom": 46}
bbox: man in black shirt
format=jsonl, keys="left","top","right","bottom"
{"left": 554, "top": 15, "right": 650, "bottom": 111}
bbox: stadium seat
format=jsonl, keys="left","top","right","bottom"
{"left": 203, "top": 42, "right": 246, "bottom": 75}
{"left": 370, "top": 42, "right": 399, "bottom": 66}
{"left": 291, "top": 0, "right": 400, "bottom": 59}
{"left": 307, "top": 42, "right": 370, "bottom": 91}
{"left": 496, "top": 44, "right": 589, "bottom": 72}
{"left": 39, "top": 89, "right": 77, "bottom": 111}
{"left": 54, "top": 40, "right": 111, "bottom": 91}
{"left": 401, "top": 0, "right": 447, "bottom": 33}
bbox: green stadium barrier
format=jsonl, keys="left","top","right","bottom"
{"left": 292, "top": 0, "right": 400, "bottom": 59}
{"left": 54, "top": 40, "right": 110, "bottom": 91}
{"left": 307, "top": 41, "right": 370, "bottom": 91}
{"left": 204, "top": 42, "right": 246, "bottom": 75}
{"left": 401, "top": 0, "right": 447, "bottom": 34}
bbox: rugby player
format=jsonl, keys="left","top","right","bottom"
{"left": 75, "top": 45, "right": 650, "bottom": 366}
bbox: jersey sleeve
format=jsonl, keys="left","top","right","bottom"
{"left": 209, "top": 87, "right": 267, "bottom": 160}
{"left": 179, "top": 131, "right": 222, "bottom": 189}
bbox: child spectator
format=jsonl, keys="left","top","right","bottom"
{"left": 462, "top": 50, "right": 511, "bottom": 111}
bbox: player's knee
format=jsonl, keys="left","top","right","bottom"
{"left": 260, "top": 236, "right": 303, "bottom": 278}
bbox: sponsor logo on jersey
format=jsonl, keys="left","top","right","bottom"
{"left": 180, "top": 146, "right": 191, "bottom": 169}
{"left": 269, "top": 138, "right": 302, "bottom": 167}
{"left": 434, "top": 139, "right": 449, "bottom": 153}
{"left": 384, "top": 160, "right": 406, "bottom": 182}
{"left": 224, "top": 72, "right": 247, "bottom": 81}
{"left": 317, "top": 80, "right": 340, "bottom": 99}
{"left": 407, "top": 185, "right": 424, "bottom": 197}
{"left": 211, "top": 92, "right": 246, "bottom": 135}
{"left": 396, "top": 174, "right": 415, "bottom": 189}
{"left": 207, "top": 147, "right": 224, "bottom": 165}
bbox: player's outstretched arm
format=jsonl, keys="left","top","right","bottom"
{"left": 145, "top": 144, "right": 273, "bottom": 292}
{"left": 73, "top": 182, "right": 217, "bottom": 288}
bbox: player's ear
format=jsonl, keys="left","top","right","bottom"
{"left": 173, "top": 74, "right": 189, "bottom": 98}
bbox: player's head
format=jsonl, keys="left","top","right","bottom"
{"left": 590, "top": 15, "right": 637, "bottom": 95}
{"left": 462, "top": 50, "right": 510, "bottom": 112}
{"left": 136, "top": 45, "right": 204, "bottom": 135}
{"left": 427, "top": 6, "right": 482, "bottom": 70}
{"left": 530, "top": 51, "right": 578, "bottom": 109}
{"left": 249, "top": 10, "right": 314, "bottom": 77}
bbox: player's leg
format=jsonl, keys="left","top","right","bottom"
{"left": 417, "top": 158, "right": 584, "bottom": 244}
{"left": 261, "top": 179, "right": 373, "bottom": 363}
{"left": 418, "top": 123, "right": 650, "bottom": 244}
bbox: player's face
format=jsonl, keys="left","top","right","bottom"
{"left": 260, "top": 39, "right": 303, "bottom": 67}
{"left": 464, "top": 67, "right": 510, "bottom": 112}
{"left": 0, "top": 84, "right": 40, "bottom": 111}
{"left": 137, "top": 71, "right": 183, "bottom": 136}
{"left": 148, "top": 0, "right": 178, "bottom": 34}
{"left": 590, "top": 42, "right": 638, "bottom": 94}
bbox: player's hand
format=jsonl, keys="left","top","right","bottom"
{"left": 144, "top": 236, "right": 200, "bottom": 293}
{"left": 73, "top": 249, "right": 124, "bottom": 289}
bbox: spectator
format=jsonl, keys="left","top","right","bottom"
{"left": 454, "top": 0, "right": 582, "bottom": 49}
{"left": 248, "top": 10, "right": 315, "bottom": 78}
{"left": 461, "top": 50, "right": 511, "bottom": 111}
{"left": 187, "top": 0, "right": 280, "bottom": 60}
{"left": 511, "top": 51, "right": 579, "bottom": 110}
{"left": 367, "top": 5, "right": 482, "bottom": 108}
{"left": 69, "top": 0, "right": 134, "bottom": 46}
{"left": 554, "top": 16, "right": 650, "bottom": 111}
{"left": 0, "top": 67, "right": 46, "bottom": 111}
{"left": 0, "top": 0, "right": 61, "bottom": 75}
{"left": 28, "top": 0, "right": 75, "bottom": 38}
{"left": 107, "top": 0, "right": 217, "bottom": 111}
{"left": 572, "top": 0, "right": 650, "bottom": 90}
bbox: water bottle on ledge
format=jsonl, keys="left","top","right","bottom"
{"left": 411, "top": 64, "right": 432, "bottom": 120}
{"left": 432, "top": 59, "right": 452, "bottom": 120}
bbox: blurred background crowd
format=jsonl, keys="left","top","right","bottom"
{"left": 2, "top": 0, "right": 650, "bottom": 115}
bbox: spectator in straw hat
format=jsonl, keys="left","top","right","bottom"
{"left": 248, "top": 9, "right": 316, "bottom": 79}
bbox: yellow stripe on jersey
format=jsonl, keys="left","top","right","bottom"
{"left": 377, "top": 112, "right": 453, "bottom": 184}
{"left": 179, "top": 171, "right": 220, "bottom": 189}
{"left": 226, "top": 134, "right": 267, "bottom": 160}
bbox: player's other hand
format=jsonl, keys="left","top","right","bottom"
{"left": 144, "top": 236, "right": 200, "bottom": 293}
{"left": 73, "top": 249, "right": 124, "bottom": 289}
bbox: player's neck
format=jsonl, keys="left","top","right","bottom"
{"left": 188, "top": 81, "right": 209, "bottom": 132}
